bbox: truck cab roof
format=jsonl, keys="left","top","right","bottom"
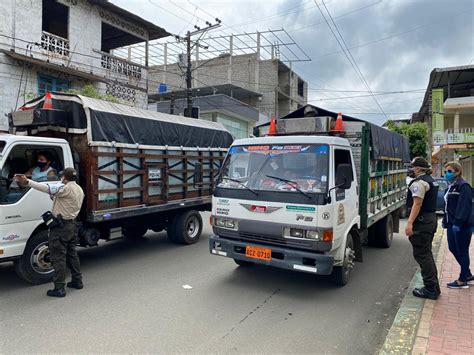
{"left": 0, "top": 133, "right": 68, "bottom": 146}
{"left": 232, "top": 135, "right": 351, "bottom": 148}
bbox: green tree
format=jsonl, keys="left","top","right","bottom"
{"left": 66, "top": 84, "right": 119, "bottom": 103}
{"left": 385, "top": 120, "right": 428, "bottom": 159}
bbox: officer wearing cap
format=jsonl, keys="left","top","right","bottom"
{"left": 15, "top": 168, "right": 85, "bottom": 298}
{"left": 406, "top": 157, "right": 440, "bottom": 300}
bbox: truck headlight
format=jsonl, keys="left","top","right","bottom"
{"left": 306, "top": 230, "right": 319, "bottom": 240}
{"left": 214, "top": 218, "right": 237, "bottom": 230}
{"left": 290, "top": 228, "right": 304, "bottom": 238}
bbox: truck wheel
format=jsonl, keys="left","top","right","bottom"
{"left": 234, "top": 259, "right": 254, "bottom": 267}
{"left": 169, "top": 210, "right": 203, "bottom": 245}
{"left": 367, "top": 214, "right": 394, "bottom": 248}
{"left": 375, "top": 214, "right": 394, "bottom": 248}
{"left": 14, "top": 230, "right": 54, "bottom": 285}
{"left": 399, "top": 205, "right": 408, "bottom": 219}
{"left": 331, "top": 233, "right": 355, "bottom": 286}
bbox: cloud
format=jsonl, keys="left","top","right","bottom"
{"left": 112, "top": 0, "right": 473, "bottom": 125}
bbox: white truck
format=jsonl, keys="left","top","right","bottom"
{"left": 209, "top": 112, "right": 410, "bottom": 285}
{"left": 0, "top": 93, "right": 232, "bottom": 284}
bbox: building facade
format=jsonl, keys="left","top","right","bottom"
{"left": 149, "top": 52, "right": 308, "bottom": 137}
{"left": 0, "top": 0, "right": 169, "bottom": 131}
{"left": 413, "top": 65, "right": 474, "bottom": 183}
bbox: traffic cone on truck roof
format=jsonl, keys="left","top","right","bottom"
{"left": 332, "top": 112, "right": 344, "bottom": 133}
{"left": 43, "top": 92, "right": 53, "bottom": 110}
{"left": 268, "top": 115, "right": 277, "bottom": 136}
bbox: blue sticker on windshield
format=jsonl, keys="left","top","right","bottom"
{"left": 229, "top": 146, "right": 238, "bottom": 154}
{"left": 318, "top": 146, "right": 328, "bottom": 155}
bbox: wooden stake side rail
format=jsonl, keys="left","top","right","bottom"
{"left": 88, "top": 147, "right": 226, "bottom": 213}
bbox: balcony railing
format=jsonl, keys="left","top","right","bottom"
{"left": 445, "top": 128, "right": 474, "bottom": 144}
{"left": 99, "top": 51, "right": 142, "bottom": 80}
{"left": 40, "top": 31, "right": 70, "bottom": 57}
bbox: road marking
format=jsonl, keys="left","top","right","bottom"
{"left": 293, "top": 264, "right": 317, "bottom": 273}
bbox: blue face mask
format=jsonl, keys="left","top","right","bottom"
{"left": 445, "top": 171, "right": 456, "bottom": 183}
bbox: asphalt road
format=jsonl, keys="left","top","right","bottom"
{"left": 0, "top": 215, "right": 416, "bottom": 354}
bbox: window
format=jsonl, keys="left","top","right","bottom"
{"left": 38, "top": 75, "right": 70, "bottom": 96}
{"left": 334, "top": 149, "right": 353, "bottom": 181}
{"left": 216, "top": 114, "right": 248, "bottom": 139}
{"left": 0, "top": 145, "right": 63, "bottom": 204}
{"left": 42, "top": 0, "right": 69, "bottom": 39}
{"left": 0, "top": 140, "right": 5, "bottom": 155}
{"left": 297, "top": 78, "right": 305, "bottom": 97}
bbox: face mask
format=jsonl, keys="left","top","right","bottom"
{"left": 407, "top": 168, "right": 416, "bottom": 178}
{"left": 37, "top": 161, "right": 47, "bottom": 169}
{"left": 445, "top": 171, "right": 456, "bottom": 183}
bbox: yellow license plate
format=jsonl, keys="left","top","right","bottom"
{"left": 245, "top": 246, "right": 272, "bottom": 261}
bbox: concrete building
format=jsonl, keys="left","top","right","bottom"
{"left": 146, "top": 31, "right": 311, "bottom": 139}
{"left": 0, "top": 0, "right": 169, "bottom": 131}
{"left": 413, "top": 65, "right": 474, "bottom": 183}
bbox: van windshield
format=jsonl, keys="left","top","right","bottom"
{"left": 218, "top": 144, "right": 329, "bottom": 193}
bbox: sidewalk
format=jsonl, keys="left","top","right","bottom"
{"left": 412, "top": 230, "right": 474, "bottom": 354}
{"left": 379, "top": 226, "right": 474, "bottom": 354}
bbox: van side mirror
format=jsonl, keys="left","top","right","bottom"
{"left": 335, "top": 163, "right": 352, "bottom": 190}
{"left": 193, "top": 162, "right": 203, "bottom": 188}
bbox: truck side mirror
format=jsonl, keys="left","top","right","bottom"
{"left": 336, "top": 163, "right": 352, "bottom": 190}
{"left": 193, "top": 162, "right": 203, "bottom": 188}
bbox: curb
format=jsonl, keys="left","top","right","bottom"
{"left": 378, "top": 222, "right": 444, "bottom": 354}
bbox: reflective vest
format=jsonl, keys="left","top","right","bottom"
{"left": 407, "top": 174, "right": 438, "bottom": 213}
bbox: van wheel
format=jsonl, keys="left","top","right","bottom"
{"left": 169, "top": 210, "right": 203, "bottom": 245}
{"left": 234, "top": 259, "right": 254, "bottom": 267}
{"left": 14, "top": 230, "right": 54, "bottom": 285}
{"left": 331, "top": 233, "right": 355, "bottom": 286}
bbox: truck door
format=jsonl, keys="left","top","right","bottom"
{"left": 0, "top": 143, "right": 65, "bottom": 247}
{"left": 333, "top": 148, "right": 358, "bottom": 240}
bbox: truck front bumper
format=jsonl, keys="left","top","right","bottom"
{"left": 209, "top": 235, "right": 334, "bottom": 275}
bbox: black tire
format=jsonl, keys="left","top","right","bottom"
{"left": 169, "top": 210, "right": 203, "bottom": 245}
{"left": 124, "top": 224, "right": 149, "bottom": 240}
{"left": 331, "top": 233, "right": 355, "bottom": 286}
{"left": 399, "top": 205, "right": 408, "bottom": 219}
{"left": 376, "top": 214, "right": 394, "bottom": 248}
{"left": 367, "top": 214, "right": 394, "bottom": 248}
{"left": 14, "top": 230, "right": 54, "bottom": 285}
{"left": 234, "top": 259, "right": 255, "bottom": 267}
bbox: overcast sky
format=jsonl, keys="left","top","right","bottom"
{"left": 113, "top": 0, "right": 473, "bottom": 125}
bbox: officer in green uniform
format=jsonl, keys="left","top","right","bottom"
{"left": 16, "top": 168, "right": 85, "bottom": 298}
{"left": 405, "top": 157, "right": 440, "bottom": 300}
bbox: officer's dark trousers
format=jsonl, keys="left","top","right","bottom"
{"left": 409, "top": 213, "right": 439, "bottom": 291}
{"left": 49, "top": 222, "right": 82, "bottom": 289}
{"left": 447, "top": 224, "right": 472, "bottom": 282}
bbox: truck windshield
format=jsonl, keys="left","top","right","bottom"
{"left": 218, "top": 144, "right": 329, "bottom": 193}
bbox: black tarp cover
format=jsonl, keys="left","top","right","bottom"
{"left": 281, "top": 104, "right": 410, "bottom": 162}
{"left": 14, "top": 94, "right": 233, "bottom": 149}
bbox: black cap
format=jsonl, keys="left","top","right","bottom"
{"left": 410, "top": 157, "right": 430, "bottom": 169}
{"left": 60, "top": 168, "right": 77, "bottom": 181}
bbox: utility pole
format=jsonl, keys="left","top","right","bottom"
{"left": 176, "top": 20, "right": 221, "bottom": 118}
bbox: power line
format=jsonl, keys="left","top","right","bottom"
{"left": 314, "top": 0, "right": 387, "bottom": 119}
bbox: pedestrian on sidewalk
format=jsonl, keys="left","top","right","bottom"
{"left": 406, "top": 157, "right": 440, "bottom": 300}
{"left": 442, "top": 161, "right": 473, "bottom": 289}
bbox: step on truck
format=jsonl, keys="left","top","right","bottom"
{"left": 209, "top": 109, "right": 410, "bottom": 285}
{"left": 0, "top": 93, "right": 232, "bottom": 284}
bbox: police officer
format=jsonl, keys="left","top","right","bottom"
{"left": 15, "top": 168, "right": 85, "bottom": 298}
{"left": 406, "top": 157, "right": 440, "bottom": 300}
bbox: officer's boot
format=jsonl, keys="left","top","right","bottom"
{"left": 67, "top": 279, "right": 84, "bottom": 289}
{"left": 47, "top": 285, "right": 66, "bottom": 298}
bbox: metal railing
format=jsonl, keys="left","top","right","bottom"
{"left": 40, "top": 31, "right": 70, "bottom": 57}
{"left": 100, "top": 51, "right": 142, "bottom": 79}
{"left": 445, "top": 127, "right": 474, "bottom": 144}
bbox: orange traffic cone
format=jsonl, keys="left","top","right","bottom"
{"left": 332, "top": 112, "right": 344, "bottom": 133}
{"left": 268, "top": 115, "right": 277, "bottom": 136}
{"left": 43, "top": 92, "right": 53, "bottom": 109}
